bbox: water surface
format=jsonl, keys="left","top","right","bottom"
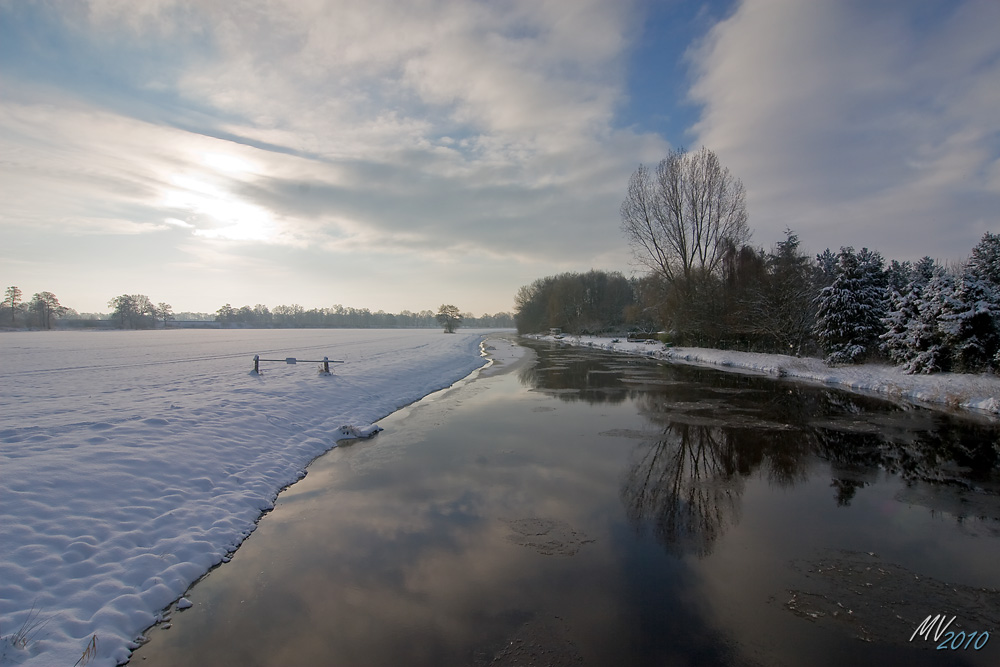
{"left": 131, "top": 339, "right": 1000, "bottom": 666}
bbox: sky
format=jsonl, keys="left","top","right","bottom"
{"left": 2, "top": 0, "right": 998, "bottom": 316}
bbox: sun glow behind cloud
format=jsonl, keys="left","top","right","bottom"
{"left": 202, "top": 151, "right": 256, "bottom": 175}
{"left": 161, "top": 173, "right": 276, "bottom": 243}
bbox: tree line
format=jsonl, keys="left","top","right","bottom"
{"left": 213, "top": 303, "right": 513, "bottom": 329}
{"left": 515, "top": 270, "right": 634, "bottom": 335}
{"left": 2, "top": 287, "right": 513, "bottom": 330}
{"left": 514, "top": 146, "right": 1000, "bottom": 374}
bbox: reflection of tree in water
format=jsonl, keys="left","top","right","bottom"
{"left": 622, "top": 388, "right": 1000, "bottom": 556}
{"left": 516, "top": 347, "right": 635, "bottom": 405}
{"left": 621, "top": 423, "right": 743, "bottom": 557}
{"left": 622, "top": 392, "right": 814, "bottom": 557}
{"left": 522, "top": 340, "right": 1000, "bottom": 552}
{"left": 812, "top": 411, "right": 1000, "bottom": 493}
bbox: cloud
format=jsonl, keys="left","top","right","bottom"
{"left": 2, "top": 1, "right": 660, "bottom": 262}
{"left": 688, "top": 0, "right": 1000, "bottom": 259}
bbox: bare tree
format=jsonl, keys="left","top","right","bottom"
{"left": 4, "top": 286, "right": 21, "bottom": 327}
{"left": 157, "top": 302, "right": 174, "bottom": 328}
{"left": 108, "top": 295, "right": 135, "bottom": 328}
{"left": 108, "top": 294, "right": 156, "bottom": 329}
{"left": 30, "top": 291, "right": 67, "bottom": 329}
{"left": 621, "top": 147, "right": 750, "bottom": 286}
{"left": 436, "top": 304, "right": 462, "bottom": 333}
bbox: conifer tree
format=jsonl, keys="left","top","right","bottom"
{"left": 940, "top": 262, "right": 1000, "bottom": 372}
{"left": 886, "top": 260, "right": 912, "bottom": 295}
{"left": 903, "top": 266, "right": 954, "bottom": 374}
{"left": 967, "top": 231, "right": 1000, "bottom": 287}
{"left": 814, "top": 247, "right": 886, "bottom": 365}
{"left": 881, "top": 257, "right": 936, "bottom": 367}
{"left": 814, "top": 248, "right": 837, "bottom": 289}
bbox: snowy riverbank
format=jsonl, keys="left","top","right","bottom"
{"left": 0, "top": 329, "right": 506, "bottom": 667}
{"left": 527, "top": 334, "right": 1000, "bottom": 418}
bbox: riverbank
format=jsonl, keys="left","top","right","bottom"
{"left": 526, "top": 334, "right": 1000, "bottom": 418}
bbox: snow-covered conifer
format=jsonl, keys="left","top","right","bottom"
{"left": 940, "top": 262, "right": 1000, "bottom": 372}
{"left": 903, "top": 266, "right": 954, "bottom": 374}
{"left": 967, "top": 232, "right": 1000, "bottom": 287}
{"left": 881, "top": 256, "right": 937, "bottom": 365}
{"left": 882, "top": 284, "right": 921, "bottom": 365}
{"left": 814, "top": 248, "right": 837, "bottom": 289}
{"left": 886, "top": 260, "right": 912, "bottom": 295}
{"left": 912, "top": 256, "right": 936, "bottom": 286}
{"left": 815, "top": 247, "right": 887, "bottom": 365}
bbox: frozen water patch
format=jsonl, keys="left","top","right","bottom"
{"left": 501, "top": 518, "right": 595, "bottom": 556}
{"left": 784, "top": 550, "right": 1000, "bottom": 644}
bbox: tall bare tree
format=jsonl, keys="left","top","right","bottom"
{"left": 4, "top": 286, "right": 21, "bottom": 327}
{"left": 621, "top": 146, "right": 750, "bottom": 286}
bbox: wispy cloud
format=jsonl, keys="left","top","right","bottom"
{"left": 688, "top": 0, "right": 1000, "bottom": 259}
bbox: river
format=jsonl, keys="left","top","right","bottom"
{"left": 130, "top": 336, "right": 1000, "bottom": 666}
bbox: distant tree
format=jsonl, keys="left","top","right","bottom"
{"left": 272, "top": 304, "right": 304, "bottom": 327}
{"left": 436, "top": 304, "right": 462, "bottom": 333}
{"left": 30, "top": 291, "right": 67, "bottom": 329}
{"left": 216, "top": 303, "right": 236, "bottom": 327}
{"left": 157, "top": 302, "right": 174, "bottom": 328}
{"left": 253, "top": 304, "right": 272, "bottom": 326}
{"left": 108, "top": 295, "right": 135, "bottom": 328}
{"left": 4, "top": 286, "right": 21, "bottom": 327}
{"left": 108, "top": 294, "right": 156, "bottom": 329}
{"left": 515, "top": 277, "right": 553, "bottom": 334}
{"left": 514, "top": 271, "right": 634, "bottom": 335}
{"left": 132, "top": 295, "right": 155, "bottom": 328}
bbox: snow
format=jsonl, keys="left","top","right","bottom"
{"left": 529, "top": 334, "right": 1000, "bottom": 417}
{"left": 0, "top": 329, "right": 498, "bottom": 667}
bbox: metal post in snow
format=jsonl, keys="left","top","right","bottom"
{"left": 253, "top": 354, "right": 260, "bottom": 373}
{"left": 322, "top": 356, "right": 330, "bottom": 374}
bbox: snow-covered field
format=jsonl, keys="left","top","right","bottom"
{"left": 530, "top": 334, "right": 1000, "bottom": 417}
{"left": 0, "top": 329, "right": 493, "bottom": 667}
